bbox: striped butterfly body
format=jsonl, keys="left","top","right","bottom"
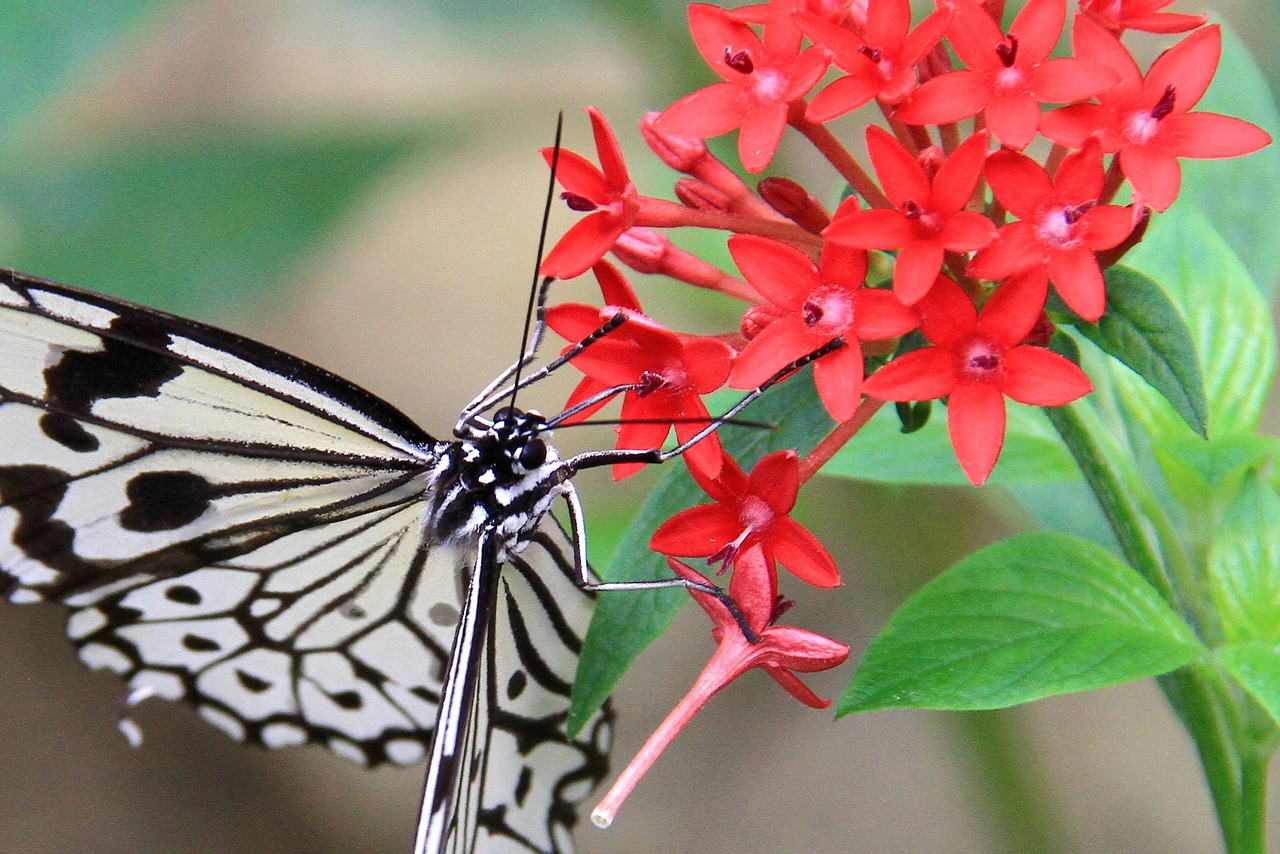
{"left": 0, "top": 268, "right": 612, "bottom": 854}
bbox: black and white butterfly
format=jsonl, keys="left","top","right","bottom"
{"left": 0, "top": 252, "right": 810, "bottom": 853}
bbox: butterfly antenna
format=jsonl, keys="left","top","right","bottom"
{"left": 507, "top": 111, "right": 565, "bottom": 416}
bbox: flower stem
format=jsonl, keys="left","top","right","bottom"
{"left": 799, "top": 397, "right": 884, "bottom": 484}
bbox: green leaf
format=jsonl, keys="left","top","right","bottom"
{"left": 1156, "top": 433, "right": 1279, "bottom": 510}
{"left": 0, "top": 1, "right": 166, "bottom": 133}
{"left": 0, "top": 130, "right": 436, "bottom": 313}
{"left": 569, "top": 371, "right": 832, "bottom": 734}
{"left": 1217, "top": 643, "right": 1280, "bottom": 729}
{"left": 1207, "top": 472, "right": 1280, "bottom": 645}
{"left": 1075, "top": 265, "right": 1207, "bottom": 438}
{"left": 1182, "top": 21, "right": 1280, "bottom": 293}
{"left": 1123, "top": 206, "right": 1275, "bottom": 437}
{"left": 839, "top": 533, "right": 1201, "bottom": 713}
{"left": 823, "top": 400, "right": 1079, "bottom": 486}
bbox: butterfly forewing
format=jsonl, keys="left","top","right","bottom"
{"left": 0, "top": 269, "right": 611, "bottom": 852}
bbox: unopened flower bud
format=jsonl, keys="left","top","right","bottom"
{"left": 675, "top": 178, "right": 735, "bottom": 213}
{"left": 640, "top": 111, "right": 710, "bottom": 173}
{"left": 758, "top": 177, "right": 831, "bottom": 234}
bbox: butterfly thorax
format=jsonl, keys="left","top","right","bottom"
{"left": 427, "top": 408, "right": 567, "bottom": 555}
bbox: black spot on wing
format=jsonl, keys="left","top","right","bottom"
{"left": 331, "top": 690, "right": 363, "bottom": 710}
{"left": 181, "top": 633, "right": 221, "bottom": 652}
{"left": 119, "top": 471, "right": 214, "bottom": 532}
{"left": 506, "top": 670, "right": 526, "bottom": 700}
{"left": 0, "top": 464, "right": 107, "bottom": 594}
{"left": 514, "top": 766, "right": 532, "bottom": 807}
{"left": 165, "top": 584, "right": 201, "bottom": 605}
{"left": 39, "top": 412, "right": 100, "bottom": 452}
{"left": 237, "top": 669, "right": 272, "bottom": 693}
{"left": 43, "top": 314, "right": 182, "bottom": 414}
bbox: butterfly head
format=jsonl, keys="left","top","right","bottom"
{"left": 486, "top": 406, "right": 554, "bottom": 475}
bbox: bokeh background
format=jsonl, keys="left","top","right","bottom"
{"left": 0, "top": 2, "right": 1277, "bottom": 852}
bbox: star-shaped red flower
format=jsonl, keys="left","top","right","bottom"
{"left": 968, "top": 139, "right": 1134, "bottom": 322}
{"left": 798, "top": 0, "right": 952, "bottom": 121}
{"left": 1040, "top": 19, "right": 1271, "bottom": 212}
{"left": 893, "top": 0, "right": 1119, "bottom": 150}
{"left": 546, "top": 262, "right": 734, "bottom": 479}
{"left": 651, "top": 449, "right": 840, "bottom": 588}
{"left": 725, "top": 229, "right": 918, "bottom": 421}
{"left": 825, "top": 127, "right": 996, "bottom": 304}
{"left": 655, "top": 2, "right": 829, "bottom": 172}
{"left": 862, "top": 273, "right": 1093, "bottom": 484}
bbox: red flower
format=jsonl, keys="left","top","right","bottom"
{"left": 825, "top": 127, "right": 996, "bottom": 304}
{"left": 546, "top": 262, "right": 733, "bottom": 479}
{"left": 893, "top": 0, "right": 1120, "bottom": 150}
{"left": 1040, "top": 20, "right": 1272, "bottom": 212}
{"left": 799, "top": 0, "right": 952, "bottom": 121}
{"left": 968, "top": 139, "right": 1134, "bottom": 322}
{"left": 540, "top": 107, "right": 638, "bottom": 279}
{"left": 590, "top": 547, "right": 850, "bottom": 828}
{"left": 656, "top": 2, "right": 829, "bottom": 172}
{"left": 862, "top": 273, "right": 1093, "bottom": 484}
{"left": 651, "top": 449, "right": 840, "bottom": 588}
{"left": 725, "top": 229, "right": 917, "bottom": 422}
{"left": 1079, "top": 0, "right": 1206, "bottom": 35}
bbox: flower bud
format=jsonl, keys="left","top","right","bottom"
{"left": 640, "top": 111, "right": 709, "bottom": 173}
{"left": 758, "top": 177, "right": 831, "bottom": 233}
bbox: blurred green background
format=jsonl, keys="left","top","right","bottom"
{"left": 0, "top": 2, "right": 1277, "bottom": 853}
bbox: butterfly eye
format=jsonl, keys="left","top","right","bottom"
{"left": 519, "top": 439, "right": 547, "bottom": 470}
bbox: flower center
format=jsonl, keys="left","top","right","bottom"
{"left": 1036, "top": 200, "right": 1096, "bottom": 247}
{"left": 1123, "top": 86, "right": 1177, "bottom": 145}
{"left": 750, "top": 68, "right": 788, "bottom": 104}
{"left": 960, "top": 338, "right": 1002, "bottom": 380}
{"left": 995, "top": 34, "right": 1018, "bottom": 67}
{"left": 1150, "top": 84, "right": 1177, "bottom": 121}
{"left": 801, "top": 286, "right": 855, "bottom": 335}
{"left": 635, "top": 370, "right": 666, "bottom": 397}
{"left": 738, "top": 494, "right": 776, "bottom": 532}
{"left": 903, "top": 200, "right": 944, "bottom": 238}
{"left": 561, "top": 192, "right": 597, "bottom": 212}
{"left": 858, "top": 45, "right": 882, "bottom": 63}
{"left": 724, "top": 47, "right": 754, "bottom": 74}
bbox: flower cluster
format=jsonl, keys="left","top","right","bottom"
{"left": 538, "top": 0, "right": 1269, "bottom": 824}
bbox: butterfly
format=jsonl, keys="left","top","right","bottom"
{"left": 0, "top": 264, "right": 690, "bottom": 854}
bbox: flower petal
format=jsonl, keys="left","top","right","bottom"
{"left": 1008, "top": 0, "right": 1067, "bottom": 65}
{"left": 1030, "top": 57, "right": 1119, "bottom": 104}
{"left": 769, "top": 517, "right": 841, "bottom": 588}
{"left": 651, "top": 504, "right": 742, "bottom": 557}
{"left": 688, "top": 3, "right": 763, "bottom": 82}
{"left": 867, "top": 125, "right": 930, "bottom": 205}
{"left": 544, "top": 147, "right": 611, "bottom": 202}
{"left": 968, "top": 222, "right": 1045, "bottom": 279}
{"left": 863, "top": 347, "right": 957, "bottom": 401}
{"left": 939, "top": 211, "right": 999, "bottom": 252}
{"left": 738, "top": 103, "right": 789, "bottom": 173}
{"left": 1145, "top": 24, "right": 1220, "bottom": 115}
{"left": 947, "top": 380, "right": 1007, "bottom": 484}
{"left": 813, "top": 340, "right": 866, "bottom": 421}
{"left": 894, "top": 238, "right": 944, "bottom": 304}
{"left": 659, "top": 84, "right": 749, "bottom": 139}
{"left": 587, "top": 106, "right": 630, "bottom": 190}
{"left": 850, "top": 288, "right": 919, "bottom": 339}
{"left": 540, "top": 211, "right": 624, "bottom": 278}
{"left": 1165, "top": 112, "right": 1273, "bottom": 160}
{"left": 1119, "top": 144, "right": 1181, "bottom": 212}
{"left": 984, "top": 151, "right": 1054, "bottom": 218}
{"left": 978, "top": 270, "right": 1049, "bottom": 347}
{"left": 729, "top": 317, "right": 825, "bottom": 389}
{"left": 931, "top": 130, "right": 989, "bottom": 214}
{"left": 984, "top": 92, "right": 1043, "bottom": 151}
{"left": 998, "top": 346, "right": 1093, "bottom": 405}
{"left": 807, "top": 73, "right": 881, "bottom": 123}
{"left": 1047, "top": 245, "right": 1106, "bottom": 321}
{"left": 893, "top": 69, "right": 988, "bottom": 126}
{"left": 749, "top": 450, "right": 800, "bottom": 515}
{"left": 826, "top": 208, "right": 914, "bottom": 249}
{"left": 682, "top": 336, "right": 735, "bottom": 393}
{"left": 729, "top": 234, "right": 821, "bottom": 309}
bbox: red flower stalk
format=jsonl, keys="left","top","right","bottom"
{"left": 591, "top": 549, "right": 850, "bottom": 829}
{"left": 651, "top": 449, "right": 841, "bottom": 588}
{"left": 656, "top": 2, "right": 830, "bottom": 173}
{"left": 545, "top": 261, "right": 734, "bottom": 479}
{"left": 798, "top": 0, "right": 952, "bottom": 121}
{"left": 893, "top": 0, "right": 1120, "bottom": 150}
{"left": 862, "top": 272, "right": 1093, "bottom": 484}
{"left": 968, "top": 138, "right": 1135, "bottom": 322}
{"left": 1040, "top": 20, "right": 1272, "bottom": 212}
{"left": 825, "top": 127, "right": 997, "bottom": 304}
{"left": 726, "top": 228, "right": 918, "bottom": 422}
{"left": 1078, "top": 0, "right": 1206, "bottom": 35}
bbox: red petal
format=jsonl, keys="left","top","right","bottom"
{"left": 559, "top": 377, "right": 613, "bottom": 425}
{"left": 1165, "top": 113, "right": 1273, "bottom": 159}
{"left": 893, "top": 70, "right": 989, "bottom": 126}
{"left": 668, "top": 558, "right": 735, "bottom": 631}
{"left": 978, "top": 270, "right": 1049, "bottom": 347}
{"left": 1047, "top": 245, "right": 1106, "bottom": 321}
{"left": 850, "top": 288, "right": 920, "bottom": 339}
{"left": 1118, "top": 145, "right": 1181, "bottom": 212}
{"left": 862, "top": 347, "right": 957, "bottom": 402}
{"left": 1031, "top": 57, "right": 1119, "bottom": 103}
{"left": 917, "top": 275, "right": 978, "bottom": 347}
{"left": 794, "top": 11, "right": 868, "bottom": 71}
{"left": 539, "top": 211, "right": 623, "bottom": 279}
{"left": 894, "top": 239, "right": 944, "bottom": 304}
{"left": 729, "top": 317, "right": 824, "bottom": 389}
{"left": 651, "top": 504, "right": 741, "bottom": 557}
{"left": 947, "top": 381, "right": 1007, "bottom": 484}
{"left": 984, "top": 151, "right": 1053, "bottom": 218}
{"left": 757, "top": 625, "right": 850, "bottom": 669}
{"left": 1054, "top": 138, "right": 1105, "bottom": 202}
{"left": 738, "top": 103, "right": 789, "bottom": 173}
{"left": 674, "top": 408, "right": 724, "bottom": 480}
{"left": 985, "top": 92, "right": 1043, "bottom": 152}
{"left": 813, "top": 341, "right": 867, "bottom": 421}
{"left": 1145, "top": 24, "right": 1220, "bottom": 115}
{"left": 1040, "top": 104, "right": 1121, "bottom": 151}
{"left": 784, "top": 48, "right": 833, "bottom": 101}
{"left": 587, "top": 106, "right": 630, "bottom": 190}
{"left": 945, "top": 0, "right": 1006, "bottom": 71}
{"left": 761, "top": 666, "right": 831, "bottom": 709}
{"left": 867, "top": 125, "right": 930, "bottom": 205}
{"left": 902, "top": 7, "right": 953, "bottom": 66}
{"left": 682, "top": 336, "right": 735, "bottom": 392}
{"left": 864, "top": 0, "right": 910, "bottom": 49}
{"left": 1075, "top": 205, "right": 1135, "bottom": 250}
{"left": 932, "top": 130, "right": 989, "bottom": 214}
{"left": 750, "top": 450, "right": 800, "bottom": 515}
{"left": 818, "top": 241, "right": 869, "bottom": 288}
{"left": 826, "top": 208, "right": 913, "bottom": 249}
{"left": 998, "top": 346, "right": 1093, "bottom": 405}
{"left": 688, "top": 3, "right": 762, "bottom": 82}
{"left": 940, "top": 211, "right": 999, "bottom": 252}
{"left": 659, "top": 84, "right": 749, "bottom": 139}
{"left": 1008, "top": 0, "right": 1067, "bottom": 65}
{"left": 969, "top": 222, "right": 1045, "bottom": 279}
{"left": 546, "top": 302, "right": 612, "bottom": 342}
{"left": 769, "top": 517, "right": 841, "bottom": 587}
{"left": 592, "top": 260, "right": 643, "bottom": 310}
{"left": 807, "top": 74, "right": 881, "bottom": 123}
{"left": 1120, "top": 11, "right": 1208, "bottom": 34}
{"left": 544, "top": 147, "right": 611, "bottom": 202}
{"left": 1071, "top": 14, "right": 1143, "bottom": 102}
{"left": 728, "top": 234, "right": 821, "bottom": 309}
